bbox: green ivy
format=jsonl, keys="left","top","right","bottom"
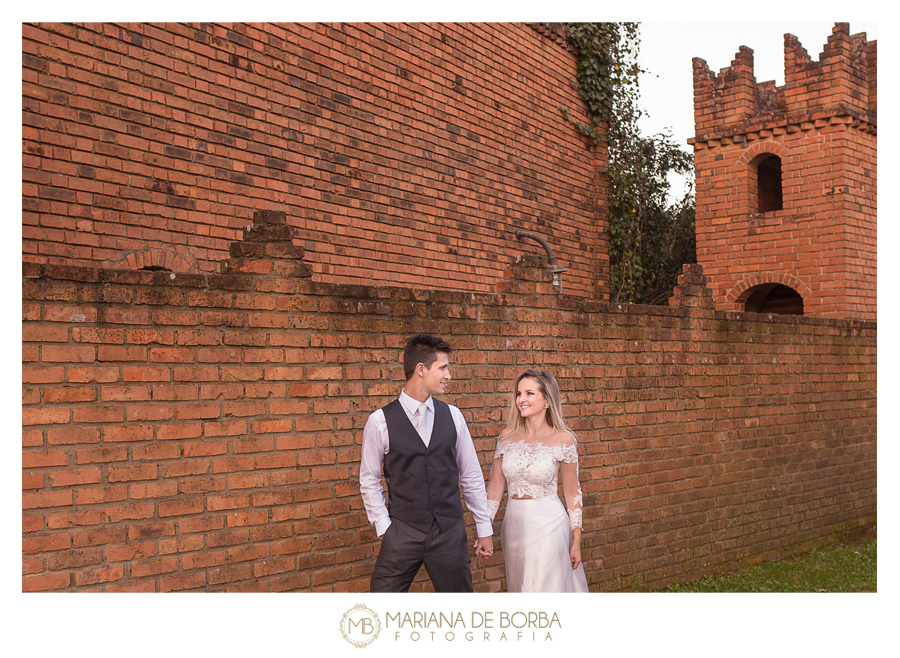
{"left": 562, "top": 23, "right": 696, "bottom": 305}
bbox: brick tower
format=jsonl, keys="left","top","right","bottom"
{"left": 689, "top": 23, "right": 876, "bottom": 320}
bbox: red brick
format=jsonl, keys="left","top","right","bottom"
{"left": 227, "top": 544, "right": 270, "bottom": 564}
{"left": 148, "top": 347, "right": 196, "bottom": 363}
{"left": 126, "top": 405, "right": 175, "bottom": 421}
{"left": 43, "top": 386, "right": 97, "bottom": 403}
{"left": 23, "top": 533, "right": 72, "bottom": 553}
{"left": 108, "top": 464, "right": 158, "bottom": 483}
{"left": 49, "top": 467, "right": 101, "bottom": 487}
{"left": 175, "top": 403, "right": 220, "bottom": 420}
{"left": 47, "top": 510, "right": 103, "bottom": 529}
{"left": 23, "top": 325, "right": 69, "bottom": 342}
{"left": 76, "top": 446, "right": 128, "bottom": 463}
{"left": 99, "top": 309, "right": 149, "bottom": 325}
{"left": 47, "top": 426, "right": 100, "bottom": 445}
{"left": 106, "top": 581, "right": 157, "bottom": 592}
{"left": 253, "top": 556, "right": 295, "bottom": 577}
{"left": 97, "top": 345, "right": 147, "bottom": 361}
{"left": 73, "top": 407, "right": 125, "bottom": 423}
{"left": 67, "top": 366, "right": 119, "bottom": 383}
{"left": 173, "top": 366, "right": 219, "bottom": 382}
{"left": 103, "top": 503, "right": 156, "bottom": 523}
{"left": 75, "top": 565, "right": 124, "bottom": 586}
{"left": 131, "top": 557, "right": 179, "bottom": 578}
{"left": 178, "top": 515, "right": 225, "bottom": 535}
{"left": 23, "top": 472, "right": 44, "bottom": 489}
{"left": 47, "top": 548, "right": 104, "bottom": 571}
{"left": 22, "top": 428, "right": 43, "bottom": 447}
{"left": 206, "top": 528, "right": 250, "bottom": 549}
{"left": 227, "top": 473, "right": 270, "bottom": 489}
{"left": 22, "top": 366, "right": 65, "bottom": 384}
{"left": 207, "top": 563, "right": 252, "bottom": 585}
{"left": 160, "top": 572, "right": 207, "bottom": 592}
{"left": 23, "top": 572, "right": 71, "bottom": 592}
{"left": 23, "top": 449, "right": 69, "bottom": 468}
{"left": 106, "top": 542, "right": 156, "bottom": 562}
{"left": 203, "top": 421, "right": 246, "bottom": 437}
{"left": 101, "top": 385, "right": 151, "bottom": 401}
{"left": 157, "top": 423, "right": 203, "bottom": 441}
{"left": 132, "top": 443, "right": 181, "bottom": 461}
{"left": 22, "top": 408, "right": 70, "bottom": 425}
{"left": 127, "top": 521, "right": 176, "bottom": 540}
{"left": 102, "top": 425, "right": 153, "bottom": 442}
{"left": 122, "top": 366, "right": 172, "bottom": 382}
{"left": 23, "top": 490, "right": 73, "bottom": 509}
{"left": 75, "top": 485, "right": 128, "bottom": 505}
{"left": 158, "top": 498, "right": 204, "bottom": 517}
{"left": 42, "top": 345, "right": 95, "bottom": 362}
{"left": 42, "top": 306, "right": 97, "bottom": 323}
{"left": 22, "top": 556, "right": 44, "bottom": 574}
{"left": 129, "top": 481, "right": 179, "bottom": 499}
{"left": 128, "top": 329, "right": 176, "bottom": 345}
{"left": 180, "top": 551, "right": 227, "bottom": 571}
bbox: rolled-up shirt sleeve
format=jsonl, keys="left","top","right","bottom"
{"left": 359, "top": 409, "right": 392, "bottom": 537}
{"left": 451, "top": 406, "right": 494, "bottom": 538}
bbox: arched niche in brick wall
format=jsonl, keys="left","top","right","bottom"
{"left": 741, "top": 283, "right": 803, "bottom": 314}
{"left": 102, "top": 244, "right": 199, "bottom": 274}
{"left": 728, "top": 272, "right": 809, "bottom": 315}
{"left": 739, "top": 142, "right": 789, "bottom": 215}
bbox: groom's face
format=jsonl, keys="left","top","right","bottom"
{"left": 421, "top": 352, "right": 451, "bottom": 396}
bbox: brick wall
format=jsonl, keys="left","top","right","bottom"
{"left": 690, "top": 23, "right": 876, "bottom": 321}
{"left": 21, "top": 213, "right": 876, "bottom": 592}
{"left": 22, "top": 22, "right": 607, "bottom": 299}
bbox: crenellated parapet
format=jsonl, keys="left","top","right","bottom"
{"left": 691, "top": 22, "right": 876, "bottom": 145}
{"left": 690, "top": 22, "right": 877, "bottom": 323}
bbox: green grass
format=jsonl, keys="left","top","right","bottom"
{"left": 664, "top": 539, "right": 877, "bottom": 593}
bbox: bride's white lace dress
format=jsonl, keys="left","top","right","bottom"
{"left": 487, "top": 438, "right": 589, "bottom": 593}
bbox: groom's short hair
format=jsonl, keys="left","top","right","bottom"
{"left": 403, "top": 333, "right": 452, "bottom": 380}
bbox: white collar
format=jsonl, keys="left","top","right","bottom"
{"left": 399, "top": 389, "right": 433, "bottom": 415}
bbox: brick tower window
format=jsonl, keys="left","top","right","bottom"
{"left": 743, "top": 283, "right": 803, "bottom": 315}
{"left": 754, "top": 155, "right": 783, "bottom": 213}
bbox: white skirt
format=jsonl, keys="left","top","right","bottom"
{"left": 501, "top": 496, "right": 589, "bottom": 593}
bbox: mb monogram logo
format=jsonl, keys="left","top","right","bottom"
{"left": 340, "top": 604, "right": 382, "bottom": 648}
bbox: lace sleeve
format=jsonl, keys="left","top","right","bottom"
{"left": 484, "top": 444, "right": 506, "bottom": 522}
{"left": 559, "top": 443, "right": 583, "bottom": 531}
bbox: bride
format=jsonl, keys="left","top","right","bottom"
{"left": 486, "top": 369, "right": 589, "bottom": 592}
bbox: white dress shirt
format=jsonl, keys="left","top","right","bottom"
{"left": 359, "top": 389, "right": 493, "bottom": 539}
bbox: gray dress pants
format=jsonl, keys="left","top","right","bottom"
{"left": 369, "top": 517, "right": 473, "bottom": 592}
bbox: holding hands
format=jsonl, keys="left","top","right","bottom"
{"left": 474, "top": 536, "right": 494, "bottom": 557}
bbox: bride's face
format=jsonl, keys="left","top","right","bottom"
{"left": 516, "top": 377, "right": 547, "bottom": 419}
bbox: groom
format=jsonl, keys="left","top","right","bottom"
{"left": 359, "top": 333, "right": 494, "bottom": 592}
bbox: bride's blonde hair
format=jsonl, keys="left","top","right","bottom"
{"left": 498, "top": 369, "right": 577, "bottom": 443}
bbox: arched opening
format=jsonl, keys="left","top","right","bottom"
{"left": 743, "top": 283, "right": 803, "bottom": 315}
{"left": 754, "top": 155, "right": 783, "bottom": 213}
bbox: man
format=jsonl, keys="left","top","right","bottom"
{"left": 359, "top": 333, "right": 494, "bottom": 592}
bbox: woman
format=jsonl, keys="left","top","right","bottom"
{"left": 486, "top": 369, "right": 589, "bottom": 592}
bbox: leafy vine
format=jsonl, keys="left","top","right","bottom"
{"left": 562, "top": 23, "right": 696, "bottom": 305}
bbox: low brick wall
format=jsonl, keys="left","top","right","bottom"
{"left": 21, "top": 212, "right": 876, "bottom": 592}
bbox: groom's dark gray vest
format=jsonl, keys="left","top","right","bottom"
{"left": 382, "top": 398, "right": 464, "bottom": 532}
